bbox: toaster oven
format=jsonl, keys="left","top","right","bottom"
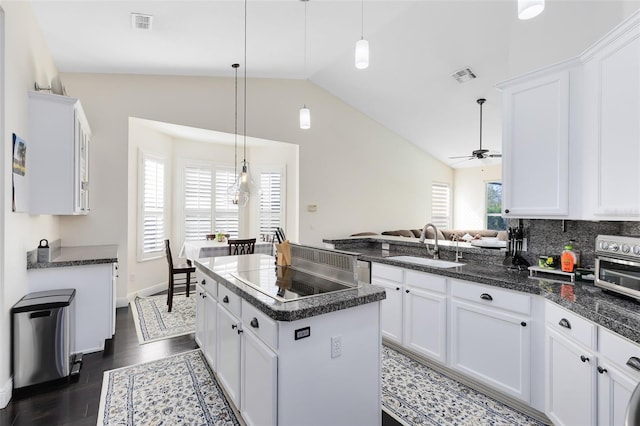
{"left": 595, "top": 235, "right": 640, "bottom": 301}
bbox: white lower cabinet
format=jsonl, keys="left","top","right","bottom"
{"left": 241, "top": 328, "right": 277, "bottom": 426}
{"left": 374, "top": 278, "right": 403, "bottom": 344}
{"left": 204, "top": 293, "right": 217, "bottom": 369}
{"left": 546, "top": 326, "right": 597, "bottom": 426}
{"left": 195, "top": 284, "right": 206, "bottom": 349}
{"left": 217, "top": 304, "right": 242, "bottom": 407}
{"left": 449, "top": 281, "right": 531, "bottom": 403}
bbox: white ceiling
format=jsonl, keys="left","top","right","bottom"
{"left": 27, "top": 0, "right": 638, "bottom": 168}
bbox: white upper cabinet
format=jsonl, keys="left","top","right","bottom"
{"left": 28, "top": 91, "right": 91, "bottom": 215}
{"left": 500, "top": 70, "right": 572, "bottom": 218}
{"left": 498, "top": 9, "right": 640, "bottom": 221}
{"left": 581, "top": 14, "right": 640, "bottom": 220}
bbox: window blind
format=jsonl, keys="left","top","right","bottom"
{"left": 214, "top": 168, "right": 239, "bottom": 238}
{"left": 259, "top": 171, "right": 282, "bottom": 236}
{"left": 431, "top": 182, "right": 451, "bottom": 230}
{"left": 142, "top": 156, "right": 165, "bottom": 256}
{"left": 184, "top": 166, "right": 212, "bottom": 241}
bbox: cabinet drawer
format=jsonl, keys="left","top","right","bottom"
{"left": 195, "top": 269, "right": 217, "bottom": 299}
{"left": 599, "top": 327, "right": 640, "bottom": 376}
{"left": 546, "top": 301, "right": 596, "bottom": 349}
{"left": 218, "top": 285, "right": 241, "bottom": 318}
{"left": 242, "top": 301, "right": 278, "bottom": 351}
{"left": 406, "top": 270, "right": 446, "bottom": 293}
{"left": 450, "top": 279, "right": 531, "bottom": 315}
{"left": 372, "top": 263, "right": 403, "bottom": 283}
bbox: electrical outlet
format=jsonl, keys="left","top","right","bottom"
{"left": 331, "top": 335, "right": 342, "bottom": 358}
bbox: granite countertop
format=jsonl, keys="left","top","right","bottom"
{"left": 27, "top": 244, "right": 119, "bottom": 269}
{"left": 195, "top": 254, "right": 386, "bottom": 322}
{"left": 353, "top": 245, "right": 640, "bottom": 346}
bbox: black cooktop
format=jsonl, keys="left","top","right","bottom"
{"left": 231, "top": 266, "right": 356, "bottom": 302}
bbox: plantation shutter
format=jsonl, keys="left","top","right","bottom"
{"left": 214, "top": 168, "right": 239, "bottom": 238}
{"left": 431, "top": 182, "right": 451, "bottom": 230}
{"left": 142, "top": 156, "right": 165, "bottom": 256}
{"left": 184, "top": 166, "right": 212, "bottom": 241}
{"left": 259, "top": 171, "right": 282, "bottom": 235}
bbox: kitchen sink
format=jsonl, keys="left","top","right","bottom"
{"left": 387, "top": 256, "right": 464, "bottom": 268}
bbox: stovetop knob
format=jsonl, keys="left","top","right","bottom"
{"left": 621, "top": 244, "right": 630, "bottom": 254}
{"left": 609, "top": 242, "right": 619, "bottom": 252}
{"left": 633, "top": 245, "right": 640, "bottom": 256}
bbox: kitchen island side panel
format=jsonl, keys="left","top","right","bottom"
{"left": 276, "top": 301, "right": 381, "bottom": 426}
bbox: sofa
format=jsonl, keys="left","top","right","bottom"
{"left": 352, "top": 228, "right": 506, "bottom": 241}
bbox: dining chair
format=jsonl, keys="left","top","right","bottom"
{"left": 164, "top": 239, "right": 196, "bottom": 312}
{"left": 228, "top": 238, "right": 256, "bottom": 255}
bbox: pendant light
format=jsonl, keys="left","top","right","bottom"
{"left": 237, "top": 0, "right": 254, "bottom": 207}
{"left": 227, "top": 63, "right": 241, "bottom": 205}
{"left": 518, "top": 0, "right": 544, "bottom": 20}
{"left": 299, "top": 0, "right": 311, "bottom": 129}
{"left": 355, "top": 0, "right": 369, "bottom": 69}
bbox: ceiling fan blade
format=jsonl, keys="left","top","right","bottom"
{"left": 448, "top": 155, "right": 473, "bottom": 159}
{"left": 487, "top": 153, "right": 502, "bottom": 158}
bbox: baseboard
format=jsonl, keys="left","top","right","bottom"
{"left": 123, "top": 282, "right": 169, "bottom": 307}
{"left": 0, "top": 376, "right": 13, "bottom": 409}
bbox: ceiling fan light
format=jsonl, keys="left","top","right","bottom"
{"left": 300, "top": 105, "right": 311, "bottom": 129}
{"left": 355, "top": 39, "right": 369, "bottom": 69}
{"left": 518, "top": 0, "right": 544, "bottom": 20}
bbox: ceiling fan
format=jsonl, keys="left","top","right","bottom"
{"left": 449, "top": 98, "right": 502, "bottom": 160}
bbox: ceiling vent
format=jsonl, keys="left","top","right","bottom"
{"left": 131, "top": 13, "right": 153, "bottom": 30}
{"left": 451, "top": 67, "right": 477, "bottom": 83}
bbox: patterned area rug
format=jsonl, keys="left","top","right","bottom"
{"left": 130, "top": 294, "right": 195, "bottom": 344}
{"left": 381, "top": 345, "right": 545, "bottom": 426}
{"left": 97, "top": 350, "right": 239, "bottom": 426}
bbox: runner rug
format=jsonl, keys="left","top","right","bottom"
{"left": 97, "top": 349, "right": 239, "bottom": 426}
{"left": 130, "top": 294, "right": 195, "bottom": 344}
{"left": 381, "top": 345, "right": 545, "bottom": 425}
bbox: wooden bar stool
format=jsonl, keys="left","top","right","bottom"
{"left": 164, "top": 239, "right": 195, "bottom": 312}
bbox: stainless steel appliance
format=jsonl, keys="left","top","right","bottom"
{"left": 231, "top": 244, "right": 361, "bottom": 302}
{"left": 595, "top": 235, "right": 640, "bottom": 301}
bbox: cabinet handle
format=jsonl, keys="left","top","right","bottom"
{"left": 598, "top": 366, "right": 608, "bottom": 374}
{"left": 201, "top": 294, "right": 206, "bottom": 299}
{"left": 201, "top": 279, "right": 206, "bottom": 285}
{"left": 405, "top": 289, "right": 410, "bottom": 294}
{"left": 580, "top": 355, "right": 590, "bottom": 363}
{"left": 627, "top": 357, "right": 640, "bottom": 372}
{"left": 396, "top": 287, "right": 400, "bottom": 291}
{"left": 250, "top": 318, "right": 259, "bottom": 328}
{"left": 521, "top": 321, "right": 527, "bottom": 327}
{"left": 505, "top": 209, "right": 510, "bottom": 214}
{"left": 223, "top": 296, "right": 229, "bottom": 303}
{"left": 480, "top": 293, "right": 493, "bottom": 301}
{"left": 558, "top": 318, "right": 572, "bottom": 329}
{"left": 232, "top": 324, "right": 238, "bottom": 330}
{"left": 237, "top": 329, "right": 243, "bottom": 335}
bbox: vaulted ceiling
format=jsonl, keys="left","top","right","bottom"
{"left": 27, "top": 0, "right": 638, "bottom": 167}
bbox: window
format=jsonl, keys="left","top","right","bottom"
{"left": 431, "top": 182, "right": 451, "bottom": 229}
{"left": 486, "top": 181, "right": 506, "bottom": 230}
{"left": 183, "top": 165, "right": 212, "bottom": 241}
{"left": 139, "top": 152, "right": 166, "bottom": 260}
{"left": 259, "top": 169, "right": 284, "bottom": 239}
{"left": 214, "top": 167, "right": 239, "bottom": 238}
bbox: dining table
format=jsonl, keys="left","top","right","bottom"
{"left": 179, "top": 239, "right": 274, "bottom": 260}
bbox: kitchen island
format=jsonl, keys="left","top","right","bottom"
{"left": 194, "top": 251, "right": 386, "bottom": 426}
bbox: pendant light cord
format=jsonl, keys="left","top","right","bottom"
{"left": 479, "top": 100, "right": 483, "bottom": 151}
{"left": 233, "top": 64, "right": 238, "bottom": 177}
{"left": 360, "top": 0, "right": 364, "bottom": 40}
{"left": 304, "top": 1, "right": 308, "bottom": 77}
{"left": 243, "top": 0, "right": 248, "bottom": 162}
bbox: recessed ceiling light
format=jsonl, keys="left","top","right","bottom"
{"left": 131, "top": 13, "right": 153, "bottom": 31}
{"left": 451, "top": 67, "right": 477, "bottom": 84}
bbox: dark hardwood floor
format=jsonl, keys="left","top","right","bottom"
{"left": 1, "top": 301, "right": 403, "bottom": 426}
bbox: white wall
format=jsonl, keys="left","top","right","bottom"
{"left": 57, "top": 73, "right": 452, "bottom": 301}
{"left": 0, "top": 1, "right": 60, "bottom": 406}
{"left": 453, "top": 164, "right": 502, "bottom": 229}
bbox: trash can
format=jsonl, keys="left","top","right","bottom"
{"left": 11, "top": 289, "right": 80, "bottom": 389}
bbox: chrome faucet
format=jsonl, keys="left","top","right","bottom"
{"left": 419, "top": 223, "right": 440, "bottom": 259}
{"left": 455, "top": 237, "right": 463, "bottom": 262}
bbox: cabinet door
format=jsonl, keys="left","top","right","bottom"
{"left": 501, "top": 71, "right": 570, "bottom": 217}
{"left": 204, "top": 293, "right": 217, "bottom": 370}
{"left": 217, "top": 305, "right": 242, "bottom": 407}
{"left": 404, "top": 286, "right": 447, "bottom": 364}
{"left": 195, "top": 285, "right": 206, "bottom": 349}
{"left": 372, "top": 278, "right": 403, "bottom": 344}
{"left": 546, "top": 327, "right": 596, "bottom": 426}
{"left": 241, "top": 329, "right": 277, "bottom": 426}
{"left": 597, "top": 359, "right": 639, "bottom": 426}
{"left": 449, "top": 299, "right": 530, "bottom": 402}
{"left": 582, "top": 31, "right": 640, "bottom": 219}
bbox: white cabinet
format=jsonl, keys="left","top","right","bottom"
{"left": 404, "top": 271, "right": 447, "bottom": 364}
{"left": 217, "top": 304, "right": 242, "bottom": 407}
{"left": 195, "top": 284, "right": 206, "bottom": 348}
{"left": 204, "top": 293, "right": 217, "bottom": 369}
{"left": 195, "top": 270, "right": 218, "bottom": 369}
{"left": 582, "top": 14, "right": 640, "bottom": 220}
{"left": 372, "top": 275, "right": 403, "bottom": 344}
{"left": 28, "top": 263, "right": 115, "bottom": 353}
{"left": 499, "top": 69, "right": 572, "bottom": 218}
{"left": 449, "top": 280, "right": 531, "bottom": 402}
{"left": 28, "top": 91, "right": 91, "bottom": 215}
{"left": 240, "top": 301, "right": 278, "bottom": 426}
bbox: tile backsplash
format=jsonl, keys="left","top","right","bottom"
{"left": 509, "top": 219, "right": 639, "bottom": 268}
